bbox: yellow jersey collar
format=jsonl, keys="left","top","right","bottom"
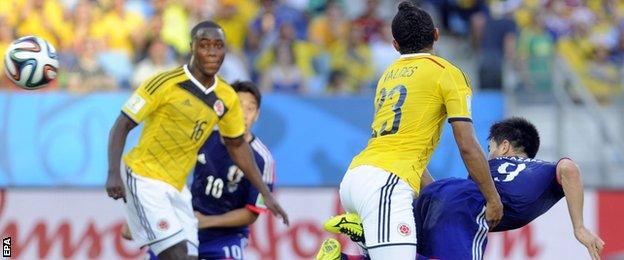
{"left": 183, "top": 64, "right": 217, "bottom": 94}
{"left": 399, "top": 53, "right": 432, "bottom": 59}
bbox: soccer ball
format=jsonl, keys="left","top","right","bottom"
{"left": 4, "top": 36, "right": 59, "bottom": 90}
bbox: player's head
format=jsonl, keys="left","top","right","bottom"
{"left": 391, "top": 1, "right": 439, "bottom": 54}
{"left": 231, "top": 81, "right": 261, "bottom": 131}
{"left": 189, "top": 21, "right": 226, "bottom": 77}
{"left": 487, "top": 117, "right": 540, "bottom": 159}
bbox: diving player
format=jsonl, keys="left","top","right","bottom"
{"left": 319, "top": 117, "right": 605, "bottom": 260}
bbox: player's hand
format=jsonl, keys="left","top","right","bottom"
{"left": 264, "top": 194, "right": 290, "bottom": 226}
{"left": 575, "top": 227, "right": 605, "bottom": 260}
{"left": 485, "top": 199, "right": 503, "bottom": 230}
{"left": 106, "top": 171, "right": 126, "bottom": 203}
{"left": 121, "top": 222, "right": 133, "bottom": 240}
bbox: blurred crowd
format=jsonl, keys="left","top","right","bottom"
{"left": 424, "top": 0, "right": 624, "bottom": 102}
{"left": 0, "top": 0, "right": 623, "bottom": 100}
{"left": 0, "top": 0, "right": 398, "bottom": 94}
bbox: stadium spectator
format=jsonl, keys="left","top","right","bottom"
{"left": 215, "top": 0, "right": 250, "bottom": 54}
{"left": 516, "top": 10, "right": 555, "bottom": 92}
{"left": 133, "top": 9, "right": 164, "bottom": 62}
{"left": 307, "top": 0, "right": 345, "bottom": 17}
{"left": 255, "top": 23, "right": 318, "bottom": 80}
{"left": 308, "top": 0, "right": 349, "bottom": 49}
{"left": 248, "top": 0, "right": 307, "bottom": 53}
{"left": 0, "top": 0, "right": 19, "bottom": 27}
{"left": 260, "top": 42, "right": 306, "bottom": 93}
{"left": 610, "top": 29, "right": 624, "bottom": 65}
{"left": 186, "top": 0, "right": 213, "bottom": 47}
{"left": 131, "top": 39, "right": 177, "bottom": 88}
{"left": 91, "top": 0, "right": 145, "bottom": 57}
{"left": 157, "top": 0, "right": 192, "bottom": 56}
{"left": 66, "top": 0, "right": 98, "bottom": 53}
{"left": 219, "top": 51, "right": 252, "bottom": 83}
{"left": 586, "top": 40, "right": 621, "bottom": 102}
{"left": 66, "top": 39, "right": 118, "bottom": 93}
{"left": 0, "top": 16, "right": 12, "bottom": 60}
{"left": 0, "top": 15, "right": 14, "bottom": 87}
{"left": 86, "top": 0, "right": 144, "bottom": 89}
{"left": 353, "top": 0, "right": 384, "bottom": 43}
{"left": 370, "top": 23, "right": 400, "bottom": 79}
{"left": 326, "top": 70, "right": 349, "bottom": 95}
{"left": 478, "top": 4, "right": 517, "bottom": 90}
{"left": 427, "top": 0, "right": 488, "bottom": 41}
{"left": 328, "top": 25, "right": 374, "bottom": 93}
{"left": 17, "top": 0, "right": 70, "bottom": 49}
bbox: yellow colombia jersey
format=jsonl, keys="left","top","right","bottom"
{"left": 349, "top": 53, "right": 472, "bottom": 193}
{"left": 122, "top": 65, "right": 245, "bottom": 191}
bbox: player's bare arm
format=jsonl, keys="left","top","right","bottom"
{"left": 557, "top": 159, "right": 605, "bottom": 260}
{"left": 105, "top": 113, "right": 137, "bottom": 202}
{"left": 420, "top": 168, "right": 434, "bottom": 191}
{"left": 194, "top": 209, "right": 259, "bottom": 229}
{"left": 223, "top": 135, "right": 290, "bottom": 225}
{"left": 451, "top": 120, "right": 503, "bottom": 228}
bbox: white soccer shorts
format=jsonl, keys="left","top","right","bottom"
{"left": 121, "top": 163, "right": 199, "bottom": 256}
{"left": 339, "top": 165, "right": 417, "bottom": 257}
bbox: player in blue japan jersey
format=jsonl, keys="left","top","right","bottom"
{"left": 415, "top": 158, "right": 564, "bottom": 260}
{"left": 192, "top": 81, "right": 275, "bottom": 260}
{"left": 318, "top": 118, "right": 605, "bottom": 260}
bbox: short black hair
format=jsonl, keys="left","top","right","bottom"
{"left": 391, "top": 1, "right": 435, "bottom": 54}
{"left": 488, "top": 117, "right": 541, "bottom": 158}
{"left": 190, "top": 21, "right": 222, "bottom": 39}
{"left": 231, "top": 81, "right": 261, "bottom": 108}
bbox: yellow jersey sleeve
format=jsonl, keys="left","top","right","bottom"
{"left": 121, "top": 74, "right": 167, "bottom": 123}
{"left": 439, "top": 68, "right": 473, "bottom": 121}
{"left": 217, "top": 91, "right": 245, "bottom": 138}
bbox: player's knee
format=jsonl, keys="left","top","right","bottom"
{"left": 157, "top": 241, "right": 191, "bottom": 260}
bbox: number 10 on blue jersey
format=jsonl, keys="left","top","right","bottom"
{"left": 372, "top": 85, "right": 407, "bottom": 138}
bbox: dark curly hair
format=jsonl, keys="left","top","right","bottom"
{"left": 391, "top": 1, "right": 436, "bottom": 54}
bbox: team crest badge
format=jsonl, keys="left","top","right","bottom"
{"left": 397, "top": 223, "right": 411, "bottom": 236}
{"left": 213, "top": 99, "right": 225, "bottom": 117}
{"left": 157, "top": 219, "right": 169, "bottom": 231}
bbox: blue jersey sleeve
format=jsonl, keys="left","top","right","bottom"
{"left": 489, "top": 157, "right": 565, "bottom": 231}
{"left": 246, "top": 139, "right": 275, "bottom": 214}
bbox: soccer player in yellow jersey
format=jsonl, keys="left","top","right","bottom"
{"left": 105, "top": 21, "right": 288, "bottom": 260}
{"left": 338, "top": 2, "right": 503, "bottom": 259}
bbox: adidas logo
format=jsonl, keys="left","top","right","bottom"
{"left": 182, "top": 99, "right": 191, "bottom": 106}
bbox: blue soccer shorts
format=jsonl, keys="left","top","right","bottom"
{"left": 198, "top": 234, "right": 248, "bottom": 260}
{"left": 414, "top": 178, "right": 489, "bottom": 260}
